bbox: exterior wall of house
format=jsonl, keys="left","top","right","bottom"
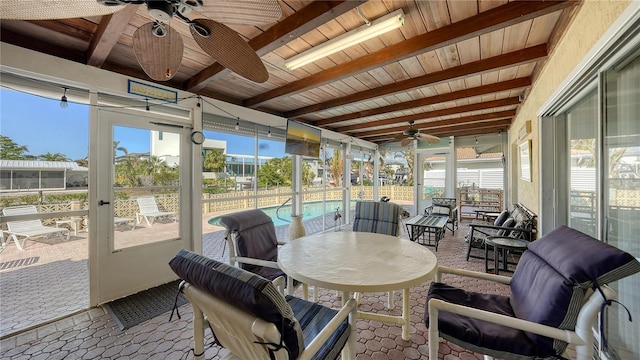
{"left": 509, "top": 0, "right": 632, "bottom": 217}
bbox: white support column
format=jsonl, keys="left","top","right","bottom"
{"left": 292, "top": 154, "right": 302, "bottom": 216}
{"left": 343, "top": 142, "right": 352, "bottom": 221}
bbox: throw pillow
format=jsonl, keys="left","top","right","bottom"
{"left": 496, "top": 217, "right": 515, "bottom": 236}
{"left": 493, "top": 210, "right": 510, "bottom": 226}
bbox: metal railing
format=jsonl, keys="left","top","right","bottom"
{"left": 275, "top": 198, "right": 292, "bottom": 224}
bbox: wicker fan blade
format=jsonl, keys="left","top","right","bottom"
{"left": 191, "top": 19, "right": 268, "bottom": 83}
{"left": 133, "top": 23, "right": 184, "bottom": 81}
{"left": 400, "top": 138, "right": 413, "bottom": 147}
{"left": 0, "top": 0, "right": 125, "bottom": 20}
{"left": 196, "top": 0, "right": 282, "bottom": 26}
{"left": 417, "top": 133, "right": 440, "bottom": 144}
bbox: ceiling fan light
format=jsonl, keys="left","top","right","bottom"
{"left": 285, "top": 9, "right": 404, "bottom": 70}
{"left": 147, "top": 1, "right": 174, "bottom": 22}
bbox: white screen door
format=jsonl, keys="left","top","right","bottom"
{"left": 92, "top": 107, "right": 191, "bottom": 304}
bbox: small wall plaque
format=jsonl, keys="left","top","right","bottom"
{"left": 518, "top": 120, "right": 531, "bottom": 140}
{"left": 128, "top": 80, "right": 177, "bottom": 103}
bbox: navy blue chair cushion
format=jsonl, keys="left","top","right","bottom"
{"left": 428, "top": 225, "right": 640, "bottom": 359}
{"left": 510, "top": 226, "right": 640, "bottom": 355}
{"left": 219, "top": 209, "right": 282, "bottom": 279}
{"left": 287, "top": 296, "right": 350, "bottom": 360}
{"left": 523, "top": 225, "right": 640, "bottom": 287}
{"left": 352, "top": 201, "right": 401, "bottom": 236}
{"left": 425, "top": 283, "right": 541, "bottom": 359}
{"left": 169, "top": 249, "right": 304, "bottom": 358}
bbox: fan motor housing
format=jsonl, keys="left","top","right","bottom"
{"left": 404, "top": 129, "right": 418, "bottom": 137}
{"left": 148, "top": 1, "right": 174, "bottom": 22}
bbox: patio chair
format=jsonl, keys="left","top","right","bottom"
{"left": 352, "top": 200, "right": 401, "bottom": 237}
{"left": 352, "top": 200, "right": 402, "bottom": 308}
{"left": 219, "top": 209, "right": 311, "bottom": 300}
{"left": 2, "top": 205, "right": 70, "bottom": 250}
{"left": 426, "top": 225, "right": 640, "bottom": 360}
{"left": 135, "top": 196, "right": 176, "bottom": 226}
{"left": 169, "top": 249, "right": 358, "bottom": 360}
{"left": 424, "top": 197, "right": 458, "bottom": 234}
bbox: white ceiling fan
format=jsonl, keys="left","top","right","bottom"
{"left": 0, "top": 0, "right": 282, "bottom": 83}
{"left": 396, "top": 120, "right": 440, "bottom": 146}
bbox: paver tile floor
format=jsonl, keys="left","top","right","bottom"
{"left": 0, "top": 206, "right": 511, "bottom": 359}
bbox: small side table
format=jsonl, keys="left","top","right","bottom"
{"left": 485, "top": 236, "right": 528, "bottom": 275}
{"left": 56, "top": 218, "right": 83, "bottom": 236}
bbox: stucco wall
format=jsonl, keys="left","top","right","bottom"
{"left": 509, "top": 0, "right": 632, "bottom": 217}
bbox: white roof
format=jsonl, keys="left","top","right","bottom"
{"left": 0, "top": 160, "right": 88, "bottom": 171}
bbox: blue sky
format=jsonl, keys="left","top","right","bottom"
{"left": 1, "top": 88, "right": 90, "bottom": 160}
{"left": 1, "top": 88, "right": 283, "bottom": 159}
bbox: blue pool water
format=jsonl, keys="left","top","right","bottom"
{"left": 209, "top": 200, "right": 353, "bottom": 227}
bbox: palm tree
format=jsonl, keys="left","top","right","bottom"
{"left": 113, "top": 141, "right": 128, "bottom": 158}
{"left": 38, "top": 152, "right": 71, "bottom": 161}
{"left": 329, "top": 149, "right": 343, "bottom": 186}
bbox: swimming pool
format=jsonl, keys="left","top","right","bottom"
{"left": 208, "top": 200, "right": 353, "bottom": 227}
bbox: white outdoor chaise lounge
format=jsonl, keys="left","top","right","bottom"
{"left": 2, "top": 205, "right": 70, "bottom": 250}
{"left": 135, "top": 196, "right": 176, "bottom": 226}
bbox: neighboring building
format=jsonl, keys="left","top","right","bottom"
{"left": 0, "top": 160, "right": 88, "bottom": 191}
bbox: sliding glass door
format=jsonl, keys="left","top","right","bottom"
{"left": 602, "top": 52, "right": 640, "bottom": 360}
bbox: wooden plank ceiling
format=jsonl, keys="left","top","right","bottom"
{"left": 0, "top": 0, "right": 579, "bottom": 145}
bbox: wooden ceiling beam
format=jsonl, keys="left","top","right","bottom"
{"left": 26, "top": 19, "right": 95, "bottom": 41}
{"left": 0, "top": 28, "right": 87, "bottom": 64}
{"left": 429, "top": 123, "right": 512, "bottom": 138}
{"left": 87, "top": 6, "right": 139, "bottom": 67}
{"left": 357, "top": 110, "right": 516, "bottom": 138}
{"left": 243, "top": 0, "right": 574, "bottom": 108}
{"left": 184, "top": 0, "right": 365, "bottom": 92}
{"left": 289, "top": 45, "right": 545, "bottom": 120}
{"left": 333, "top": 97, "right": 520, "bottom": 133}
{"left": 312, "top": 77, "right": 530, "bottom": 127}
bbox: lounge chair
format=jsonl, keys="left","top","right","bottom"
{"left": 135, "top": 196, "right": 176, "bottom": 226}
{"left": 2, "top": 205, "right": 70, "bottom": 250}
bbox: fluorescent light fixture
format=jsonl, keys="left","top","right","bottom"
{"left": 284, "top": 9, "right": 404, "bottom": 70}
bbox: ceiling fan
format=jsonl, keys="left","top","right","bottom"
{"left": 396, "top": 120, "right": 440, "bottom": 147}
{"left": 0, "top": 0, "right": 282, "bottom": 83}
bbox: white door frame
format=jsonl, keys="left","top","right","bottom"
{"left": 89, "top": 106, "right": 193, "bottom": 305}
{"left": 415, "top": 140, "right": 456, "bottom": 215}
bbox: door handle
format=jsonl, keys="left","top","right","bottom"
{"left": 98, "top": 200, "right": 110, "bottom": 206}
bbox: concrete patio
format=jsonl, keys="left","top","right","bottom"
{"left": 0, "top": 205, "right": 517, "bottom": 359}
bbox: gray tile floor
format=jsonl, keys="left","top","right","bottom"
{"left": 0, "top": 207, "right": 508, "bottom": 359}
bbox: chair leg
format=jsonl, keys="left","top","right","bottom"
{"left": 192, "top": 304, "right": 206, "bottom": 360}
{"left": 10, "top": 234, "right": 26, "bottom": 251}
{"left": 428, "top": 301, "right": 439, "bottom": 360}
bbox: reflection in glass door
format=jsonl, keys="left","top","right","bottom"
{"left": 567, "top": 91, "right": 598, "bottom": 237}
{"left": 602, "top": 53, "right": 640, "bottom": 360}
